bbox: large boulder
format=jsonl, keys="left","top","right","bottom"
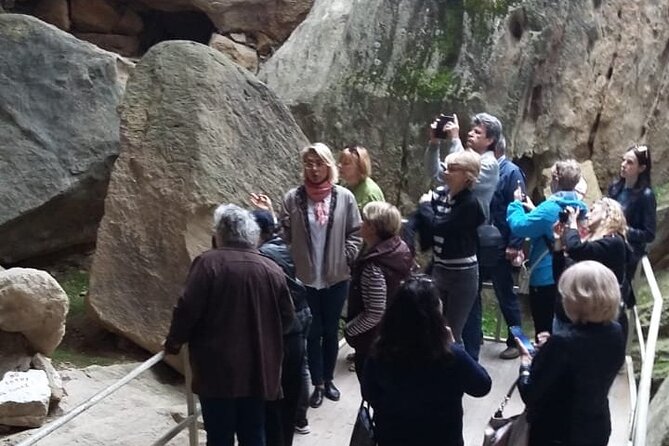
{"left": 259, "top": 0, "right": 669, "bottom": 207}
{"left": 0, "top": 14, "right": 132, "bottom": 264}
{"left": 0, "top": 268, "right": 69, "bottom": 356}
{"left": 648, "top": 375, "right": 669, "bottom": 446}
{"left": 87, "top": 41, "right": 307, "bottom": 360}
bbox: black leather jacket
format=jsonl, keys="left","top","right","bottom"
{"left": 259, "top": 236, "right": 311, "bottom": 336}
{"left": 608, "top": 182, "right": 657, "bottom": 259}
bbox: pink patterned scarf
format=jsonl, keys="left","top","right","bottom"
{"left": 304, "top": 179, "right": 333, "bottom": 225}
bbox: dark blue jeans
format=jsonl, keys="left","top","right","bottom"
{"left": 305, "top": 280, "right": 348, "bottom": 386}
{"left": 463, "top": 259, "right": 524, "bottom": 360}
{"left": 491, "top": 258, "right": 522, "bottom": 347}
{"left": 200, "top": 397, "right": 265, "bottom": 446}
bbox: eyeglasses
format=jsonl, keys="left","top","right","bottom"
{"left": 303, "top": 160, "right": 326, "bottom": 169}
{"left": 632, "top": 144, "right": 649, "bottom": 162}
{"left": 440, "top": 162, "right": 464, "bottom": 172}
{"left": 345, "top": 146, "right": 360, "bottom": 158}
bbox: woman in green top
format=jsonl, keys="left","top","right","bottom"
{"left": 338, "top": 145, "right": 385, "bottom": 210}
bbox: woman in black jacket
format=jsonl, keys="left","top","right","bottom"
{"left": 607, "top": 144, "right": 657, "bottom": 305}
{"left": 552, "top": 198, "right": 631, "bottom": 332}
{"left": 418, "top": 150, "right": 485, "bottom": 344}
{"left": 362, "top": 277, "right": 491, "bottom": 446}
{"left": 517, "top": 261, "right": 625, "bottom": 446}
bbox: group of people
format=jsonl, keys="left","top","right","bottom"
{"left": 162, "top": 111, "right": 657, "bottom": 446}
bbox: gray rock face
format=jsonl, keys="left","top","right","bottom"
{"left": 260, "top": 0, "right": 669, "bottom": 209}
{"left": 88, "top": 41, "right": 307, "bottom": 359}
{"left": 0, "top": 14, "right": 132, "bottom": 264}
{"left": 648, "top": 376, "right": 669, "bottom": 446}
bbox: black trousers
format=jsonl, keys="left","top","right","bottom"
{"left": 529, "top": 284, "right": 557, "bottom": 338}
{"left": 266, "top": 333, "right": 305, "bottom": 446}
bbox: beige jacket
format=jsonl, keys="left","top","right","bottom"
{"left": 280, "top": 185, "right": 362, "bottom": 287}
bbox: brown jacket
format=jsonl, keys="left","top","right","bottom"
{"left": 166, "top": 246, "right": 295, "bottom": 400}
{"left": 280, "top": 184, "right": 362, "bottom": 286}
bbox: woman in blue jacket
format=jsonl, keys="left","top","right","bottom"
{"left": 507, "top": 160, "right": 588, "bottom": 337}
{"left": 608, "top": 144, "right": 656, "bottom": 306}
{"left": 362, "top": 277, "right": 491, "bottom": 446}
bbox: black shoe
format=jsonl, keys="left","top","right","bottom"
{"left": 324, "top": 381, "right": 340, "bottom": 401}
{"left": 309, "top": 387, "right": 324, "bottom": 408}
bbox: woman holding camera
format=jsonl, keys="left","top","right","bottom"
{"left": 338, "top": 145, "right": 385, "bottom": 210}
{"left": 251, "top": 143, "right": 362, "bottom": 409}
{"left": 362, "top": 277, "right": 491, "bottom": 446}
{"left": 552, "top": 198, "right": 631, "bottom": 332}
{"left": 607, "top": 144, "right": 657, "bottom": 305}
{"left": 516, "top": 261, "right": 625, "bottom": 446}
{"left": 418, "top": 150, "right": 485, "bottom": 344}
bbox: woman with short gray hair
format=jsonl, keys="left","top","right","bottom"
{"left": 516, "top": 261, "right": 625, "bottom": 446}
{"left": 164, "top": 203, "right": 295, "bottom": 446}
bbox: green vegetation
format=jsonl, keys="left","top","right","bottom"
{"left": 463, "top": 0, "right": 522, "bottom": 41}
{"left": 51, "top": 347, "right": 117, "bottom": 368}
{"left": 654, "top": 181, "right": 669, "bottom": 207}
{"left": 58, "top": 269, "right": 88, "bottom": 317}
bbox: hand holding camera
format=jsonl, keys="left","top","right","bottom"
{"left": 430, "top": 113, "right": 459, "bottom": 141}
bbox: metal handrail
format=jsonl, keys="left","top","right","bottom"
{"left": 630, "top": 256, "right": 664, "bottom": 446}
{"left": 13, "top": 348, "right": 199, "bottom": 446}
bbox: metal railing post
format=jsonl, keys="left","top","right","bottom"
{"left": 631, "top": 257, "right": 664, "bottom": 446}
{"left": 183, "top": 345, "right": 199, "bottom": 446}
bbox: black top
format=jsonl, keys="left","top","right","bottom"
{"left": 259, "top": 235, "right": 310, "bottom": 335}
{"left": 518, "top": 322, "right": 625, "bottom": 446}
{"left": 362, "top": 344, "right": 491, "bottom": 446}
{"left": 607, "top": 183, "right": 656, "bottom": 258}
{"left": 418, "top": 187, "right": 485, "bottom": 269}
{"left": 553, "top": 229, "right": 632, "bottom": 312}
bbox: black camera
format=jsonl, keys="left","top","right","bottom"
{"left": 558, "top": 209, "right": 569, "bottom": 224}
{"left": 431, "top": 114, "right": 455, "bottom": 139}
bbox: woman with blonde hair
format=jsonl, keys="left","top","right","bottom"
{"left": 517, "top": 261, "right": 625, "bottom": 446}
{"left": 552, "top": 197, "right": 632, "bottom": 332}
{"left": 418, "top": 150, "right": 485, "bottom": 344}
{"left": 252, "top": 142, "right": 362, "bottom": 410}
{"left": 344, "top": 201, "right": 413, "bottom": 383}
{"left": 338, "top": 145, "right": 385, "bottom": 210}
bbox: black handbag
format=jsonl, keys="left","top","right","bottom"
{"left": 349, "top": 400, "right": 376, "bottom": 446}
{"left": 482, "top": 381, "right": 529, "bottom": 446}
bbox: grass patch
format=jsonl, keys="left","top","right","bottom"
{"left": 51, "top": 346, "right": 117, "bottom": 368}
{"left": 57, "top": 269, "right": 89, "bottom": 317}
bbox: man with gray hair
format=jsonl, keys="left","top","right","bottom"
{"left": 425, "top": 112, "right": 502, "bottom": 361}
{"left": 165, "top": 203, "right": 295, "bottom": 446}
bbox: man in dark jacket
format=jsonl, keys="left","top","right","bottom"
{"left": 165, "top": 204, "right": 295, "bottom": 446}
{"left": 489, "top": 136, "right": 526, "bottom": 359}
{"left": 252, "top": 210, "right": 312, "bottom": 445}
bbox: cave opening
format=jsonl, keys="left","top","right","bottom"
{"left": 139, "top": 10, "right": 216, "bottom": 54}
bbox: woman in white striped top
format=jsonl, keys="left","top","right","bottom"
{"left": 418, "top": 150, "right": 484, "bottom": 345}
